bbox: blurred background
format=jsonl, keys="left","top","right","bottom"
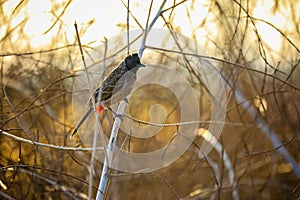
{"left": 0, "top": 0, "right": 300, "bottom": 199}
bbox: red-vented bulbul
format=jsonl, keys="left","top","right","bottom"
{"left": 72, "top": 53, "right": 145, "bottom": 136}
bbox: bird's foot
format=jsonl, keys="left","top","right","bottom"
{"left": 109, "top": 107, "right": 124, "bottom": 120}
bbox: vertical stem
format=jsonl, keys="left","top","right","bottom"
{"left": 96, "top": 101, "right": 127, "bottom": 200}
{"left": 75, "top": 21, "right": 106, "bottom": 200}
{"left": 89, "top": 39, "right": 108, "bottom": 200}
{"left": 96, "top": 1, "right": 167, "bottom": 199}
{"left": 127, "top": 0, "right": 130, "bottom": 55}
{"left": 0, "top": 57, "right": 3, "bottom": 124}
{"left": 138, "top": 0, "right": 167, "bottom": 58}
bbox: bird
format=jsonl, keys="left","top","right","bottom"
{"left": 71, "top": 53, "right": 145, "bottom": 136}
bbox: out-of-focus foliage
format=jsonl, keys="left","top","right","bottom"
{"left": 0, "top": 0, "right": 300, "bottom": 199}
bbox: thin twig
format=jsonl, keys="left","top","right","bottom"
{"left": 91, "top": 38, "right": 108, "bottom": 199}
{"left": 1, "top": 75, "right": 74, "bottom": 129}
{"left": 123, "top": 113, "right": 253, "bottom": 127}
{"left": 43, "top": 0, "right": 72, "bottom": 34}
{"left": 75, "top": 22, "right": 104, "bottom": 200}
{"left": 0, "top": 191, "right": 14, "bottom": 200}
{"left": 2, "top": 84, "right": 36, "bottom": 141}
{"left": 0, "top": 129, "right": 103, "bottom": 151}
{"left": 233, "top": 0, "right": 300, "bottom": 54}
{"left": 153, "top": 174, "right": 180, "bottom": 200}
{"left": 119, "top": 0, "right": 144, "bottom": 29}
{"left": 127, "top": 0, "right": 130, "bottom": 55}
{"left": 74, "top": 22, "right": 91, "bottom": 91}
{"left": 144, "top": 45, "right": 300, "bottom": 91}
{"left": 19, "top": 168, "right": 78, "bottom": 199}
{"left": 138, "top": 0, "right": 167, "bottom": 57}
{"left": 0, "top": 43, "right": 98, "bottom": 57}
{"left": 162, "top": 0, "right": 188, "bottom": 13}
{"left": 1, "top": 164, "right": 102, "bottom": 192}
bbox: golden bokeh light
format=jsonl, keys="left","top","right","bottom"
{"left": 1, "top": 0, "right": 298, "bottom": 58}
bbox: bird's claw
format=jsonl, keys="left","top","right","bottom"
{"left": 108, "top": 108, "right": 124, "bottom": 120}
{"left": 108, "top": 107, "right": 117, "bottom": 116}
{"left": 115, "top": 113, "right": 124, "bottom": 120}
{"left": 124, "top": 98, "right": 129, "bottom": 104}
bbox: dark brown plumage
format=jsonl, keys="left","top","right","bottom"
{"left": 72, "top": 53, "right": 145, "bottom": 136}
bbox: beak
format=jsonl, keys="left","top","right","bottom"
{"left": 137, "top": 63, "right": 146, "bottom": 67}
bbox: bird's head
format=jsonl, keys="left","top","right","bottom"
{"left": 125, "top": 53, "right": 145, "bottom": 70}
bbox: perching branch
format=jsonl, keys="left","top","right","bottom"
{"left": 96, "top": 1, "right": 167, "bottom": 199}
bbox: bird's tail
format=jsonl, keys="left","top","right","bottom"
{"left": 71, "top": 106, "right": 93, "bottom": 137}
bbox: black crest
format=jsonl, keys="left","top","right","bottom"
{"left": 125, "top": 53, "right": 144, "bottom": 69}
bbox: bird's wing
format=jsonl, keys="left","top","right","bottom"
{"left": 92, "top": 60, "right": 127, "bottom": 102}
